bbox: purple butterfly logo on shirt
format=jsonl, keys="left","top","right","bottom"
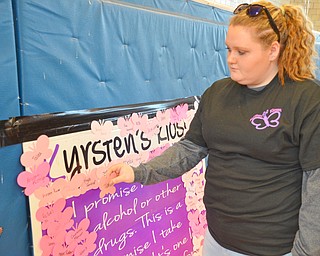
{"left": 250, "top": 108, "right": 282, "bottom": 130}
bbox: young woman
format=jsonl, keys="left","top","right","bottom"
{"left": 107, "top": 1, "right": 320, "bottom": 255}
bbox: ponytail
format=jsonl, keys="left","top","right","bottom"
{"left": 277, "top": 4, "right": 317, "bottom": 84}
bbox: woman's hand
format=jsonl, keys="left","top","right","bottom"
{"left": 106, "top": 163, "right": 135, "bottom": 186}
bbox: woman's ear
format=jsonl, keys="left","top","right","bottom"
{"left": 269, "top": 41, "right": 281, "bottom": 61}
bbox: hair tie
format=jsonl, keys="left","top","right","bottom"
{"left": 280, "top": 6, "right": 285, "bottom": 15}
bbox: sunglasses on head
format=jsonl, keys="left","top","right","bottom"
{"left": 233, "top": 3, "right": 280, "bottom": 42}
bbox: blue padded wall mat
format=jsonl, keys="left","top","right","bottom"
{"left": 0, "top": 0, "right": 20, "bottom": 120}
{"left": 0, "top": 145, "right": 31, "bottom": 255}
{"left": 119, "top": 0, "right": 232, "bottom": 24}
{"left": 0, "top": 1, "right": 30, "bottom": 255}
{"left": 14, "top": 0, "right": 229, "bottom": 116}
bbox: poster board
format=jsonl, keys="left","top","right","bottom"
{"left": 14, "top": 97, "right": 207, "bottom": 256}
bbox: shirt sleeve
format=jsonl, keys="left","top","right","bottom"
{"left": 298, "top": 83, "right": 320, "bottom": 171}
{"left": 292, "top": 168, "right": 320, "bottom": 256}
{"left": 184, "top": 88, "right": 208, "bottom": 148}
{"left": 133, "top": 139, "right": 208, "bottom": 185}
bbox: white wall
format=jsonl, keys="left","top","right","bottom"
{"left": 193, "top": 0, "right": 291, "bottom": 11}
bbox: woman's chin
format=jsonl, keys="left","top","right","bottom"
{"left": 230, "top": 75, "right": 246, "bottom": 85}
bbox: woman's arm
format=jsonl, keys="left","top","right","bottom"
{"left": 292, "top": 168, "right": 320, "bottom": 256}
{"left": 108, "top": 139, "right": 208, "bottom": 186}
{"left": 134, "top": 139, "right": 208, "bottom": 185}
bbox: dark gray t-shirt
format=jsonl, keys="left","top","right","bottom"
{"left": 184, "top": 76, "right": 320, "bottom": 255}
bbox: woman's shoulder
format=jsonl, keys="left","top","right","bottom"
{"left": 204, "top": 77, "right": 235, "bottom": 93}
{"left": 281, "top": 77, "right": 318, "bottom": 93}
{"left": 285, "top": 79, "right": 320, "bottom": 107}
{"left": 211, "top": 77, "right": 234, "bottom": 86}
{"left": 286, "top": 78, "right": 320, "bottom": 89}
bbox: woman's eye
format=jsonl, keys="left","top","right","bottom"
{"left": 238, "top": 51, "right": 246, "bottom": 55}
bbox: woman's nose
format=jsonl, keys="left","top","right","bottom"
{"left": 227, "top": 52, "right": 236, "bottom": 64}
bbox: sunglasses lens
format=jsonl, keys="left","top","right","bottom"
{"left": 247, "top": 5, "right": 263, "bottom": 16}
{"left": 234, "top": 4, "right": 249, "bottom": 14}
{"left": 233, "top": 4, "right": 280, "bottom": 42}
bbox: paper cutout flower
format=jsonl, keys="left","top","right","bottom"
{"left": 156, "top": 109, "right": 171, "bottom": 126}
{"left": 52, "top": 241, "right": 77, "bottom": 256}
{"left": 34, "top": 178, "right": 67, "bottom": 207}
{"left": 175, "top": 103, "right": 188, "bottom": 120}
{"left": 66, "top": 218, "right": 90, "bottom": 245}
{"left": 199, "top": 211, "right": 207, "bottom": 229}
{"left": 20, "top": 134, "right": 52, "bottom": 168}
{"left": 39, "top": 235, "right": 58, "bottom": 256}
{"left": 140, "top": 118, "right": 159, "bottom": 139}
{"left": 117, "top": 116, "right": 135, "bottom": 137}
{"left": 192, "top": 235, "right": 204, "bottom": 256}
{"left": 36, "top": 198, "right": 67, "bottom": 231}
{"left": 170, "top": 104, "right": 188, "bottom": 124}
{"left": 131, "top": 113, "right": 148, "bottom": 132}
{"left": 62, "top": 174, "right": 85, "bottom": 198}
{"left": 181, "top": 170, "right": 195, "bottom": 184}
{"left": 185, "top": 194, "right": 198, "bottom": 211}
{"left": 46, "top": 206, "right": 74, "bottom": 238}
{"left": 188, "top": 210, "right": 206, "bottom": 237}
{"left": 81, "top": 169, "right": 99, "bottom": 193}
{"left": 74, "top": 231, "right": 97, "bottom": 256}
{"left": 91, "top": 119, "right": 113, "bottom": 140}
{"left": 17, "top": 161, "right": 50, "bottom": 196}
